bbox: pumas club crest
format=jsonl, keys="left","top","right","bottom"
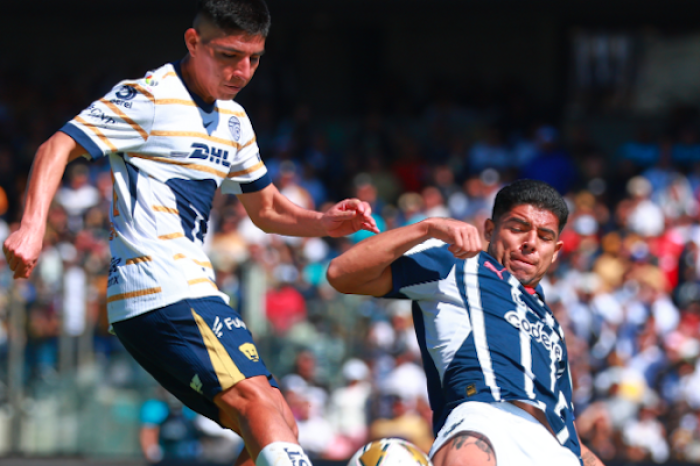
{"left": 228, "top": 116, "right": 241, "bottom": 141}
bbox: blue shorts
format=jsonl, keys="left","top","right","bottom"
{"left": 112, "top": 297, "right": 279, "bottom": 425}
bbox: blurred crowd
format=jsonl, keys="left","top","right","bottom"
{"left": 4, "top": 63, "right": 700, "bottom": 464}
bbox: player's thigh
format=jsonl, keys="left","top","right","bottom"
{"left": 431, "top": 402, "right": 579, "bottom": 466}
{"left": 432, "top": 430, "right": 496, "bottom": 466}
{"left": 113, "top": 297, "right": 278, "bottom": 428}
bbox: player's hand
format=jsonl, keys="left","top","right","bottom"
{"left": 2, "top": 225, "right": 45, "bottom": 279}
{"left": 321, "top": 199, "right": 380, "bottom": 237}
{"left": 424, "top": 217, "right": 483, "bottom": 259}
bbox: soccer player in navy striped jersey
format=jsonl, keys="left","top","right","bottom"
{"left": 328, "top": 180, "right": 605, "bottom": 466}
{"left": 3, "top": 2, "right": 377, "bottom": 466}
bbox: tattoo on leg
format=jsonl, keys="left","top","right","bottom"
{"left": 451, "top": 431, "right": 496, "bottom": 463}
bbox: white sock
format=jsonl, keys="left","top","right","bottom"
{"left": 256, "top": 442, "right": 313, "bottom": 466}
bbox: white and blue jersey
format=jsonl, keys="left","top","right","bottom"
{"left": 60, "top": 61, "right": 269, "bottom": 323}
{"left": 384, "top": 240, "right": 581, "bottom": 460}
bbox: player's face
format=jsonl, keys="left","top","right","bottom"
{"left": 484, "top": 204, "right": 563, "bottom": 287}
{"left": 186, "top": 28, "right": 265, "bottom": 101}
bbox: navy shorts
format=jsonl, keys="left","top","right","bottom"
{"left": 112, "top": 297, "right": 278, "bottom": 425}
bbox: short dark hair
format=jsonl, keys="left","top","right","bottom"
{"left": 492, "top": 179, "right": 569, "bottom": 233}
{"left": 195, "top": 0, "right": 271, "bottom": 37}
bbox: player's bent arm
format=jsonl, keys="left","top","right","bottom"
{"left": 238, "top": 184, "right": 326, "bottom": 236}
{"left": 327, "top": 217, "right": 481, "bottom": 296}
{"left": 237, "top": 183, "right": 377, "bottom": 237}
{"left": 3, "top": 132, "right": 88, "bottom": 279}
{"left": 579, "top": 435, "right": 606, "bottom": 466}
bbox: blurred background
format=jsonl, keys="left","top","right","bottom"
{"left": 4, "top": 0, "right": 700, "bottom": 464}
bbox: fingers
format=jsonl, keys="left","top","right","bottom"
{"left": 437, "top": 220, "right": 482, "bottom": 259}
{"left": 3, "top": 237, "right": 35, "bottom": 280}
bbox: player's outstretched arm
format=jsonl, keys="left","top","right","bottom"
{"left": 327, "top": 217, "right": 482, "bottom": 297}
{"left": 3, "top": 132, "right": 87, "bottom": 279}
{"left": 237, "top": 183, "right": 378, "bottom": 237}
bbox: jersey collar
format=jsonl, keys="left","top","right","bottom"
{"left": 172, "top": 60, "right": 216, "bottom": 114}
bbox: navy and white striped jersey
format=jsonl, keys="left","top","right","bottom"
{"left": 385, "top": 240, "right": 581, "bottom": 460}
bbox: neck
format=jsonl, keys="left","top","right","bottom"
{"left": 180, "top": 55, "right": 215, "bottom": 104}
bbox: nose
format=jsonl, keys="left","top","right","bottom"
{"left": 231, "top": 58, "right": 253, "bottom": 83}
{"left": 522, "top": 230, "right": 538, "bottom": 253}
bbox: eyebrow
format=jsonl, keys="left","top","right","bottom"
{"left": 213, "top": 45, "right": 265, "bottom": 56}
{"left": 506, "top": 217, "right": 557, "bottom": 237}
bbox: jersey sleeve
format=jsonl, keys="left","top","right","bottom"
{"left": 220, "top": 114, "right": 271, "bottom": 195}
{"left": 384, "top": 240, "right": 456, "bottom": 300}
{"left": 59, "top": 83, "right": 156, "bottom": 160}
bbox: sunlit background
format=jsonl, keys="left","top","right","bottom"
{"left": 3, "top": 1, "right": 700, "bottom": 464}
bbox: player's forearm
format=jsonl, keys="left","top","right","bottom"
{"left": 581, "top": 444, "right": 606, "bottom": 466}
{"left": 256, "top": 195, "right": 326, "bottom": 237}
{"left": 21, "top": 132, "right": 81, "bottom": 230}
{"left": 241, "top": 184, "right": 327, "bottom": 237}
{"left": 327, "top": 220, "right": 431, "bottom": 295}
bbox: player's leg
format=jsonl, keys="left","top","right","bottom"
{"left": 432, "top": 431, "right": 497, "bottom": 466}
{"left": 214, "top": 375, "right": 300, "bottom": 454}
{"left": 113, "top": 297, "right": 312, "bottom": 466}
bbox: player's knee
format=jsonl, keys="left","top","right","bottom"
{"left": 216, "top": 377, "right": 278, "bottom": 418}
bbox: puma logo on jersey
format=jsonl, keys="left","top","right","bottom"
{"left": 189, "top": 142, "right": 230, "bottom": 167}
{"left": 484, "top": 261, "right": 507, "bottom": 280}
{"left": 239, "top": 343, "right": 259, "bottom": 362}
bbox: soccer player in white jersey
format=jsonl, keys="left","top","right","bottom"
{"left": 327, "top": 180, "right": 605, "bottom": 466}
{"left": 2, "top": 2, "right": 377, "bottom": 466}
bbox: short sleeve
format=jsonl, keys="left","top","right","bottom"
{"left": 384, "top": 240, "right": 457, "bottom": 300}
{"left": 59, "top": 82, "right": 155, "bottom": 160}
{"left": 220, "top": 114, "right": 271, "bottom": 195}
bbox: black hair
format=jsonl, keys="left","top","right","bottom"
{"left": 491, "top": 179, "right": 569, "bottom": 233}
{"left": 195, "top": 0, "right": 271, "bottom": 37}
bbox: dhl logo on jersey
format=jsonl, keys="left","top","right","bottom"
{"left": 188, "top": 143, "right": 231, "bottom": 167}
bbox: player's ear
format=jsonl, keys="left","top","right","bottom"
{"left": 184, "top": 28, "right": 200, "bottom": 55}
{"left": 484, "top": 218, "right": 495, "bottom": 242}
{"left": 551, "top": 239, "right": 564, "bottom": 263}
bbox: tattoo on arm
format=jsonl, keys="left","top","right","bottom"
{"left": 582, "top": 450, "right": 604, "bottom": 466}
{"left": 451, "top": 431, "right": 496, "bottom": 464}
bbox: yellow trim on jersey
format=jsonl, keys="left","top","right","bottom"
{"left": 158, "top": 232, "right": 185, "bottom": 240}
{"left": 74, "top": 116, "right": 118, "bottom": 152}
{"left": 215, "top": 107, "right": 247, "bottom": 117}
{"left": 99, "top": 98, "right": 149, "bottom": 141}
{"left": 162, "top": 71, "right": 178, "bottom": 79}
{"left": 123, "top": 83, "right": 156, "bottom": 103}
{"left": 188, "top": 278, "right": 218, "bottom": 288}
{"left": 239, "top": 136, "right": 256, "bottom": 150}
{"left": 150, "top": 130, "right": 244, "bottom": 150}
{"left": 152, "top": 205, "right": 180, "bottom": 214}
{"left": 227, "top": 161, "right": 265, "bottom": 178}
{"left": 191, "top": 309, "right": 245, "bottom": 390}
{"left": 172, "top": 254, "right": 212, "bottom": 269}
{"left": 192, "top": 259, "right": 213, "bottom": 269}
{"left": 128, "top": 153, "right": 229, "bottom": 178}
{"left": 107, "top": 287, "right": 162, "bottom": 303}
{"left": 125, "top": 256, "right": 152, "bottom": 265}
{"left": 156, "top": 99, "right": 197, "bottom": 107}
